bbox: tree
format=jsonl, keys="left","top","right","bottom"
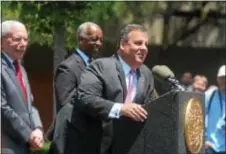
{"left": 2, "top": 1, "right": 90, "bottom": 69}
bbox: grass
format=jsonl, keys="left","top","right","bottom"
{"left": 33, "top": 141, "right": 51, "bottom": 154}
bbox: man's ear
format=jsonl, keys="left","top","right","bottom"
{"left": 120, "top": 39, "right": 126, "bottom": 50}
{"left": 1, "top": 38, "right": 7, "bottom": 50}
{"left": 78, "top": 36, "right": 84, "bottom": 45}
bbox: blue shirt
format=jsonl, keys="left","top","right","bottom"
{"left": 205, "top": 88, "right": 226, "bottom": 152}
{"left": 108, "top": 56, "right": 138, "bottom": 118}
{"left": 76, "top": 48, "right": 89, "bottom": 66}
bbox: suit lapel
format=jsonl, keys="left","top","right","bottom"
{"left": 2, "top": 58, "right": 28, "bottom": 109}
{"left": 114, "top": 55, "right": 127, "bottom": 101}
{"left": 73, "top": 51, "right": 86, "bottom": 70}
{"left": 134, "top": 68, "right": 145, "bottom": 104}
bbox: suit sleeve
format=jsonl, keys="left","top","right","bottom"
{"left": 54, "top": 64, "right": 77, "bottom": 113}
{"left": 22, "top": 69, "right": 43, "bottom": 130}
{"left": 144, "top": 69, "right": 157, "bottom": 103}
{"left": 1, "top": 79, "right": 32, "bottom": 143}
{"left": 30, "top": 106, "right": 43, "bottom": 129}
{"left": 75, "top": 61, "right": 115, "bottom": 121}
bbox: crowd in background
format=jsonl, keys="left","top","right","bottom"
{"left": 180, "top": 66, "right": 225, "bottom": 154}
{"left": 180, "top": 71, "right": 209, "bottom": 93}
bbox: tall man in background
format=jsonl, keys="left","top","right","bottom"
{"left": 54, "top": 21, "right": 103, "bottom": 114}
{"left": 1, "top": 20, "right": 44, "bottom": 154}
{"left": 49, "top": 22, "right": 103, "bottom": 154}
{"left": 68, "top": 24, "right": 156, "bottom": 154}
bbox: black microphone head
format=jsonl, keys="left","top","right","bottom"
{"left": 152, "top": 65, "right": 175, "bottom": 80}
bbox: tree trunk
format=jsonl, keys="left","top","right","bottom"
{"left": 53, "top": 25, "right": 66, "bottom": 72}
{"left": 52, "top": 25, "right": 66, "bottom": 116}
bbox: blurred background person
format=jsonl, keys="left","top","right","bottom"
{"left": 192, "top": 74, "right": 208, "bottom": 93}
{"left": 207, "top": 85, "right": 218, "bottom": 91}
{"left": 205, "top": 65, "right": 225, "bottom": 154}
{"left": 180, "top": 72, "right": 193, "bottom": 91}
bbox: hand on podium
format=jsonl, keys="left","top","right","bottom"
{"left": 120, "top": 103, "right": 147, "bottom": 122}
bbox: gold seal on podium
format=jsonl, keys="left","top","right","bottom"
{"left": 184, "top": 98, "right": 204, "bottom": 154}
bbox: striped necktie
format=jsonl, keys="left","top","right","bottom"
{"left": 124, "top": 70, "right": 135, "bottom": 103}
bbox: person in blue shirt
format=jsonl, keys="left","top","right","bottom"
{"left": 205, "top": 65, "right": 225, "bottom": 154}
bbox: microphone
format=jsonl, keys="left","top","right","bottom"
{"left": 152, "top": 65, "right": 184, "bottom": 91}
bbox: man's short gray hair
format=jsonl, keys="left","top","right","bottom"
{"left": 116, "top": 24, "right": 147, "bottom": 49}
{"left": 1, "top": 20, "right": 25, "bottom": 37}
{"left": 76, "top": 22, "right": 101, "bottom": 40}
{"left": 119, "top": 24, "right": 147, "bottom": 42}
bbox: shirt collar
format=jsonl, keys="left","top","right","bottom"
{"left": 2, "top": 52, "right": 16, "bottom": 70}
{"left": 118, "top": 55, "right": 134, "bottom": 77}
{"left": 76, "top": 48, "right": 90, "bottom": 65}
{"left": 2, "top": 52, "right": 14, "bottom": 65}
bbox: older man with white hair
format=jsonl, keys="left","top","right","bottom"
{"left": 1, "top": 20, "right": 44, "bottom": 154}
{"left": 48, "top": 21, "right": 103, "bottom": 154}
{"left": 205, "top": 65, "right": 225, "bottom": 154}
{"left": 54, "top": 21, "right": 103, "bottom": 114}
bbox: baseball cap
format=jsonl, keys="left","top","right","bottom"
{"left": 217, "top": 65, "right": 225, "bottom": 77}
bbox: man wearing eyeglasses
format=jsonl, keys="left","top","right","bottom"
{"left": 1, "top": 20, "right": 44, "bottom": 154}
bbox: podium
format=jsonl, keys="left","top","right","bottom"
{"left": 112, "top": 91, "right": 205, "bottom": 154}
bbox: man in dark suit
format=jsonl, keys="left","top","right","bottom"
{"left": 48, "top": 22, "right": 103, "bottom": 154}
{"left": 1, "top": 20, "right": 44, "bottom": 154}
{"left": 54, "top": 22, "right": 103, "bottom": 113}
{"left": 68, "top": 24, "right": 156, "bottom": 154}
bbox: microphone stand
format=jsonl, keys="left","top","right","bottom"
{"left": 167, "top": 77, "right": 185, "bottom": 91}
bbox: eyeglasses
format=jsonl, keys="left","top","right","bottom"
{"left": 11, "top": 36, "right": 28, "bottom": 42}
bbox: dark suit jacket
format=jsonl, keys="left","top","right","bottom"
{"left": 68, "top": 55, "right": 156, "bottom": 154}
{"left": 49, "top": 51, "right": 87, "bottom": 154}
{"left": 1, "top": 54, "right": 43, "bottom": 154}
{"left": 54, "top": 51, "right": 87, "bottom": 113}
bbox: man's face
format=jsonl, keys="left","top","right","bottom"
{"left": 217, "top": 76, "right": 226, "bottom": 92}
{"left": 2, "top": 25, "right": 28, "bottom": 61}
{"left": 81, "top": 26, "right": 103, "bottom": 57}
{"left": 181, "top": 73, "right": 193, "bottom": 85}
{"left": 121, "top": 30, "right": 148, "bottom": 68}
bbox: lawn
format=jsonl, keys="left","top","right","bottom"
{"left": 33, "top": 141, "right": 50, "bottom": 154}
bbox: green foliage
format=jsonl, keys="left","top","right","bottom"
{"left": 1, "top": 1, "right": 165, "bottom": 49}
{"left": 1, "top": 1, "right": 21, "bottom": 20}
{"left": 33, "top": 141, "right": 50, "bottom": 154}
{"left": 2, "top": 1, "right": 90, "bottom": 48}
